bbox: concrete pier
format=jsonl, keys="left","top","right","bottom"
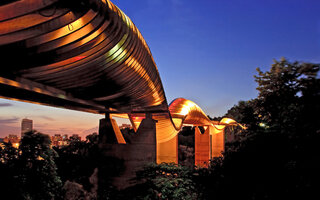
{"left": 99, "top": 113, "right": 157, "bottom": 190}
{"left": 195, "top": 126, "right": 210, "bottom": 167}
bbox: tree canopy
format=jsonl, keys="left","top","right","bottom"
{"left": 254, "top": 58, "right": 320, "bottom": 134}
{"left": 0, "top": 131, "right": 62, "bottom": 200}
{"left": 202, "top": 58, "right": 320, "bottom": 199}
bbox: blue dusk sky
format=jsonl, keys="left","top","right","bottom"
{"left": 0, "top": 0, "right": 319, "bottom": 137}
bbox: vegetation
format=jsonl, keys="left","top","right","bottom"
{"left": 197, "top": 58, "right": 320, "bottom": 199}
{"left": 54, "top": 133, "right": 99, "bottom": 192}
{"left": 135, "top": 163, "right": 199, "bottom": 200}
{"left": 0, "top": 131, "right": 62, "bottom": 200}
{"left": 254, "top": 58, "right": 319, "bottom": 134}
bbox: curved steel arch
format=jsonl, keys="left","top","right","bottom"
{"left": 0, "top": 0, "right": 167, "bottom": 113}
{"left": 126, "top": 98, "right": 239, "bottom": 144}
{"left": 0, "top": 0, "right": 240, "bottom": 145}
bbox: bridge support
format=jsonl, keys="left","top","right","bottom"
{"left": 99, "top": 113, "right": 157, "bottom": 190}
{"left": 211, "top": 126, "right": 225, "bottom": 158}
{"left": 194, "top": 126, "right": 225, "bottom": 167}
{"left": 99, "top": 114, "right": 126, "bottom": 145}
{"left": 157, "top": 135, "right": 178, "bottom": 164}
{"left": 195, "top": 126, "right": 210, "bottom": 167}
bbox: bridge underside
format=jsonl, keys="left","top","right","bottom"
{"left": 0, "top": 0, "right": 241, "bottom": 190}
{"left": 0, "top": 0, "right": 167, "bottom": 114}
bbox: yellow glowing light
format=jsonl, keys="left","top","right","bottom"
{"left": 180, "top": 106, "right": 189, "bottom": 116}
{"left": 12, "top": 143, "right": 19, "bottom": 148}
{"left": 220, "top": 118, "right": 235, "bottom": 124}
{"left": 171, "top": 118, "right": 182, "bottom": 128}
{"left": 37, "top": 156, "right": 44, "bottom": 160}
{"left": 213, "top": 125, "right": 226, "bottom": 130}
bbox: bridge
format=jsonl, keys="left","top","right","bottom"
{"left": 0, "top": 0, "right": 241, "bottom": 188}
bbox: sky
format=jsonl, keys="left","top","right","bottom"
{"left": 0, "top": 0, "right": 319, "bottom": 137}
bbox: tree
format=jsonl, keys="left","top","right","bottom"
{"left": 136, "top": 163, "right": 199, "bottom": 200}
{"left": 19, "top": 130, "right": 62, "bottom": 200}
{"left": 0, "top": 141, "right": 19, "bottom": 164}
{"left": 198, "top": 58, "right": 320, "bottom": 200}
{"left": 85, "top": 132, "right": 99, "bottom": 145}
{"left": 254, "top": 58, "right": 320, "bottom": 134}
{"left": 0, "top": 142, "right": 20, "bottom": 199}
{"left": 54, "top": 133, "right": 100, "bottom": 196}
{"left": 225, "top": 100, "right": 259, "bottom": 130}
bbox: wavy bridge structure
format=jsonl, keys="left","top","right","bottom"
{"left": 0, "top": 0, "right": 241, "bottom": 188}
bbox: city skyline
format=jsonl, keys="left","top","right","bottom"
{"left": 1, "top": 0, "right": 319, "bottom": 137}
{"left": 0, "top": 102, "right": 107, "bottom": 138}
{"left": 0, "top": 105, "right": 131, "bottom": 138}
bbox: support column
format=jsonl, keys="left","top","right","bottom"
{"left": 99, "top": 113, "right": 157, "bottom": 190}
{"left": 99, "top": 113, "right": 117, "bottom": 144}
{"left": 211, "top": 126, "right": 225, "bottom": 158}
{"left": 195, "top": 126, "right": 210, "bottom": 167}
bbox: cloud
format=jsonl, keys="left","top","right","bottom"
{"left": 82, "top": 127, "right": 98, "bottom": 136}
{"left": 39, "top": 116, "right": 55, "bottom": 121}
{"left": 0, "top": 117, "right": 19, "bottom": 124}
{"left": 0, "top": 124, "right": 20, "bottom": 137}
{"left": 0, "top": 103, "right": 13, "bottom": 107}
{"left": 34, "top": 123, "right": 49, "bottom": 128}
{"left": 34, "top": 127, "right": 83, "bottom": 136}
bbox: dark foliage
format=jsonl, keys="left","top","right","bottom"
{"left": 178, "top": 127, "right": 195, "bottom": 166}
{"left": 55, "top": 132, "right": 124, "bottom": 199}
{"left": 0, "top": 131, "right": 62, "bottom": 200}
{"left": 225, "top": 100, "right": 260, "bottom": 130}
{"left": 178, "top": 126, "right": 195, "bottom": 147}
{"left": 254, "top": 58, "right": 320, "bottom": 134}
{"left": 195, "top": 58, "right": 320, "bottom": 199}
{"left": 0, "top": 142, "right": 20, "bottom": 199}
{"left": 135, "top": 163, "right": 198, "bottom": 200}
{"left": 54, "top": 133, "right": 99, "bottom": 192}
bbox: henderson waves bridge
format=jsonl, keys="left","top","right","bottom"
{"left": 0, "top": 0, "right": 241, "bottom": 188}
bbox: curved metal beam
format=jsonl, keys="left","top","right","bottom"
{"left": 0, "top": 0, "right": 167, "bottom": 113}
{"left": 0, "top": 0, "right": 242, "bottom": 143}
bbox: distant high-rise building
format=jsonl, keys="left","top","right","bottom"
{"left": 21, "top": 118, "right": 33, "bottom": 137}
